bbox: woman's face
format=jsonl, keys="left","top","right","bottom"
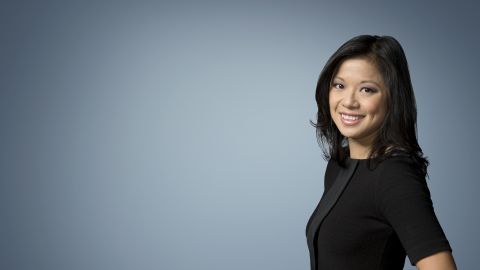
{"left": 329, "top": 57, "right": 388, "bottom": 147}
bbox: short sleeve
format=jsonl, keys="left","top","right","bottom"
{"left": 375, "top": 157, "right": 452, "bottom": 266}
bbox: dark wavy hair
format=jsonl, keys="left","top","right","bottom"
{"left": 310, "top": 35, "right": 429, "bottom": 178}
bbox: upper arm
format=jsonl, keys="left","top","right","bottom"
{"left": 416, "top": 250, "right": 456, "bottom": 270}
{"left": 375, "top": 157, "right": 453, "bottom": 266}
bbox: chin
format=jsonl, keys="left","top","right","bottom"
{"left": 337, "top": 128, "right": 362, "bottom": 139}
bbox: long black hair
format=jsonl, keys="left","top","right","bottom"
{"left": 310, "top": 35, "right": 429, "bottom": 178}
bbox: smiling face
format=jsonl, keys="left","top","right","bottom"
{"left": 329, "top": 57, "right": 388, "bottom": 155}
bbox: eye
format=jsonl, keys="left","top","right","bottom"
{"left": 332, "top": 83, "right": 344, "bottom": 89}
{"left": 361, "top": 87, "right": 377, "bottom": 93}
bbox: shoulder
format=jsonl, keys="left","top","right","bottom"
{"left": 374, "top": 155, "right": 433, "bottom": 219}
{"left": 324, "top": 158, "right": 342, "bottom": 192}
{"left": 375, "top": 154, "right": 422, "bottom": 179}
{"left": 374, "top": 155, "right": 431, "bottom": 205}
{"left": 374, "top": 155, "right": 429, "bottom": 195}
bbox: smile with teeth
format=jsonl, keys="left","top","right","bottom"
{"left": 341, "top": 113, "right": 364, "bottom": 125}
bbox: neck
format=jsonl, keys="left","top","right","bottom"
{"left": 347, "top": 137, "right": 375, "bottom": 159}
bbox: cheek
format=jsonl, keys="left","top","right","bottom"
{"left": 368, "top": 98, "right": 387, "bottom": 120}
{"left": 328, "top": 92, "right": 337, "bottom": 110}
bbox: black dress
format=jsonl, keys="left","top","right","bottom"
{"left": 306, "top": 155, "right": 452, "bottom": 270}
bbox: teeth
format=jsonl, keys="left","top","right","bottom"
{"left": 342, "top": 114, "right": 361, "bottom": 121}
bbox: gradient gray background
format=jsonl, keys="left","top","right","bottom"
{"left": 1, "top": 1, "right": 478, "bottom": 269}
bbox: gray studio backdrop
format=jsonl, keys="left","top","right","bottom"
{"left": 1, "top": 1, "right": 478, "bottom": 269}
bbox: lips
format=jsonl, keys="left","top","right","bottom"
{"left": 341, "top": 113, "right": 362, "bottom": 120}
{"left": 340, "top": 113, "right": 364, "bottom": 126}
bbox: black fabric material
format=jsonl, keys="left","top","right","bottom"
{"left": 305, "top": 155, "right": 452, "bottom": 270}
{"left": 306, "top": 159, "right": 359, "bottom": 270}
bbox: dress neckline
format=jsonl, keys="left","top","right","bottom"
{"left": 346, "top": 152, "right": 411, "bottom": 162}
{"left": 347, "top": 156, "right": 371, "bottom": 161}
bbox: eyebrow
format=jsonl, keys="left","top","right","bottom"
{"left": 333, "top": 76, "right": 383, "bottom": 88}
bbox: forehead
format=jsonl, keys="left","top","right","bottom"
{"left": 334, "top": 57, "right": 384, "bottom": 84}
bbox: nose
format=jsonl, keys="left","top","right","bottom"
{"left": 341, "top": 88, "right": 359, "bottom": 109}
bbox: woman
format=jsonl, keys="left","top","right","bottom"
{"left": 305, "top": 35, "right": 456, "bottom": 270}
